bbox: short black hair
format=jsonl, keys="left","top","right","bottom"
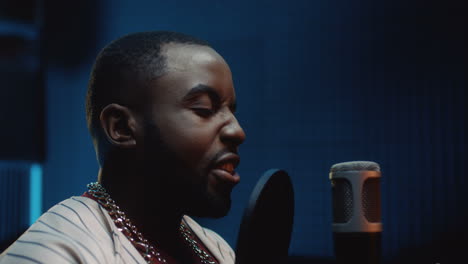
{"left": 86, "top": 31, "right": 210, "bottom": 138}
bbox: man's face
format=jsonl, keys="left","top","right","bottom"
{"left": 141, "top": 43, "right": 245, "bottom": 218}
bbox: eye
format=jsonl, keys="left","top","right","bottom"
{"left": 192, "top": 108, "right": 215, "bottom": 118}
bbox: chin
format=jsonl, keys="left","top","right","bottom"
{"left": 208, "top": 200, "right": 231, "bottom": 218}
{"left": 187, "top": 193, "right": 232, "bottom": 218}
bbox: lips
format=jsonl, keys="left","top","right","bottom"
{"left": 212, "top": 153, "right": 239, "bottom": 175}
{"left": 210, "top": 152, "right": 240, "bottom": 185}
{"left": 217, "top": 162, "right": 235, "bottom": 174}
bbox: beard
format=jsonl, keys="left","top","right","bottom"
{"left": 142, "top": 122, "right": 232, "bottom": 218}
{"left": 184, "top": 182, "right": 232, "bottom": 218}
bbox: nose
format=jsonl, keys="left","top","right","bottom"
{"left": 220, "top": 114, "right": 246, "bottom": 147}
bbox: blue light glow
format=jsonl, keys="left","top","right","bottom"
{"left": 29, "top": 163, "right": 42, "bottom": 225}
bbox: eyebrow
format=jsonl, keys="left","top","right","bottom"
{"left": 182, "top": 84, "right": 221, "bottom": 103}
{"left": 182, "top": 84, "right": 237, "bottom": 112}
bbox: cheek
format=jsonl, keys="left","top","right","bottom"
{"left": 156, "top": 113, "right": 219, "bottom": 166}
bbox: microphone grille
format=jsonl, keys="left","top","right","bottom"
{"left": 330, "top": 161, "right": 380, "bottom": 173}
{"left": 332, "top": 179, "right": 353, "bottom": 223}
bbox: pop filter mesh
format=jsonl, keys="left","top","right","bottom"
{"left": 235, "top": 169, "right": 294, "bottom": 264}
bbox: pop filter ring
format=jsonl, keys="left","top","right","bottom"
{"left": 235, "top": 169, "right": 294, "bottom": 264}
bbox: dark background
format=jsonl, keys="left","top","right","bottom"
{"left": 1, "top": 0, "right": 466, "bottom": 263}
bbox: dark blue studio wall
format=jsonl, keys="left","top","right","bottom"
{"left": 1, "top": 0, "right": 466, "bottom": 263}
{"left": 315, "top": 1, "right": 466, "bottom": 262}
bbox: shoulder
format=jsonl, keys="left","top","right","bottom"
{"left": 37, "top": 196, "right": 115, "bottom": 246}
{"left": 182, "top": 215, "right": 235, "bottom": 264}
{"left": 0, "top": 197, "right": 118, "bottom": 264}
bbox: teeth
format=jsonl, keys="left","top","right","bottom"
{"left": 219, "top": 163, "right": 234, "bottom": 173}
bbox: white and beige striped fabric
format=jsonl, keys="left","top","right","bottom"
{"left": 0, "top": 196, "right": 235, "bottom": 264}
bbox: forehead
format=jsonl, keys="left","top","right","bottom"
{"left": 149, "top": 43, "right": 235, "bottom": 101}
{"left": 163, "top": 43, "right": 227, "bottom": 72}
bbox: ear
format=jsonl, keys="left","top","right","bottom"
{"left": 99, "top": 103, "right": 137, "bottom": 148}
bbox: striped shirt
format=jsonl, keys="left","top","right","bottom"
{"left": 0, "top": 196, "right": 235, "bottom": 264}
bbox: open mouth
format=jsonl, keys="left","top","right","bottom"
{"left": 210, "top": 152, "right": 240, "bottom": 180}
{"left": 216, "top": 162, "right": 235, "bottom": 175}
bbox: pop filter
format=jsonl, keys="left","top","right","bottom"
{"left": 235, "top": 169, "right": 294, "bottom": 264}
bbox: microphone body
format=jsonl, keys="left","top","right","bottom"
{"left": 330, "top": 161, "right": 382, "bottom": 264}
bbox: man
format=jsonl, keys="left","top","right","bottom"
{"left": 0, "top": 31, "right": 246, "bottom": 263}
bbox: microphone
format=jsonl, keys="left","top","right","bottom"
{"left": 329, "top": 161, "right": 382, "bottom": 264}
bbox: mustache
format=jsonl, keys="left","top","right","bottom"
{"left": 208, "top": 148, "right": 239, "bottom": 167}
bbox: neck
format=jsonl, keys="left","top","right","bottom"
{"left": 97, "top": 164, "right": 186, "bottom": 255}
